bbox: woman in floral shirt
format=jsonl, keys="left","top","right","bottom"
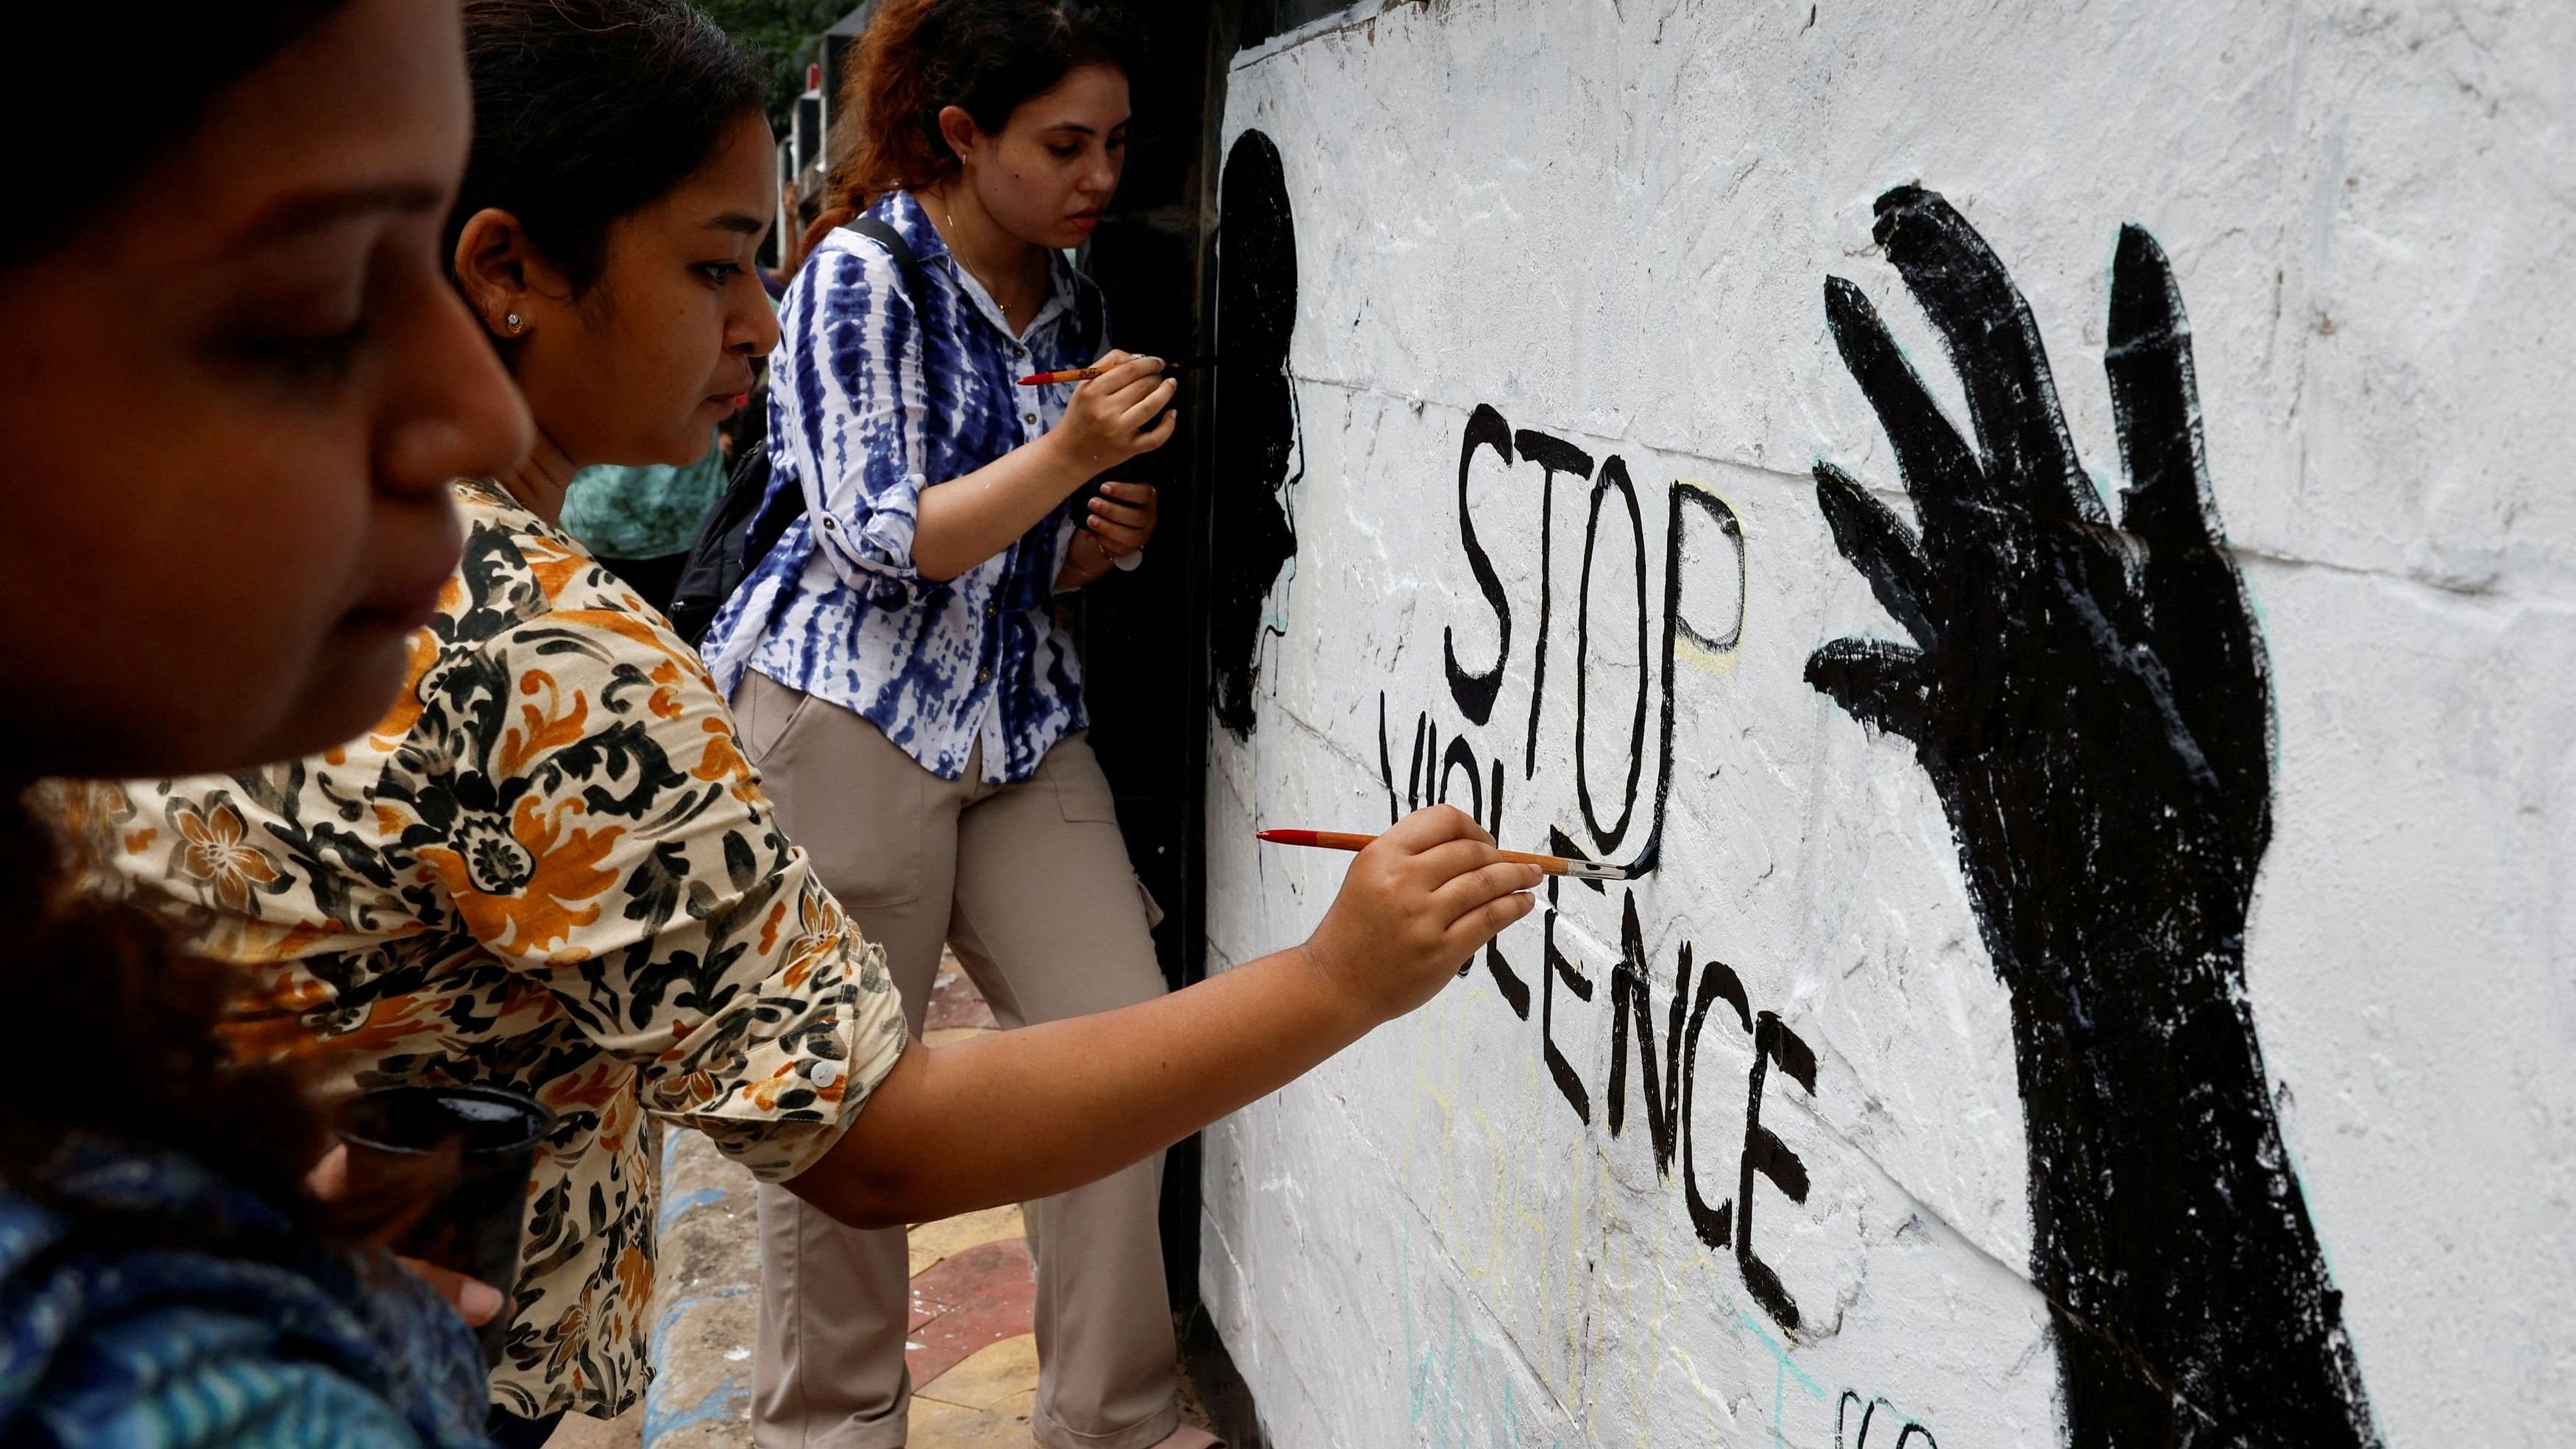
{"left": 77, "top": 4, "right": 1540, "bottom": 1447}
{"left": 93, "top": 464, "right": 911, "bottom": 1432}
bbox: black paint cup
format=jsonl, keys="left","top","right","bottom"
{"left": 338, "top": 1083, "right": 551, "bottom": 1367}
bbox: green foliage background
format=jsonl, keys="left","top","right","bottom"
{"left": 701, "top": 0, "right": 859, "bottom": 134}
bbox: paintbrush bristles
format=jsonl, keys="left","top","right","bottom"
{"left": 1557, "top": 861, "right": 1634, "bottom": 882}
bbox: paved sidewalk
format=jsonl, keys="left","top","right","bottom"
{"left": 893, "top": 966, "right": 1049, "bottom": 1445}
{"left": 617, "top": 957, "right": 1068, "bottom": 1449}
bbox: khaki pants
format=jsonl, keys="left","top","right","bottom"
{"left": 734, "top": 670, "right": 1179, "bottom": 1449}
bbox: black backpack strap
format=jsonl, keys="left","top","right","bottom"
{"left": 667, "top": 214, "right": 941, "bottom": 646}
{"left": 845, "top": 214, "right": 930, "bottom": 321}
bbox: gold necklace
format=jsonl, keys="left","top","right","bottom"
{"left": 939, "top": 186, "right": 1034, "bottom": 327}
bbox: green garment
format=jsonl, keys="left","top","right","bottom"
{"left": 559, "top": 441, "right": 727, "bottom": 560}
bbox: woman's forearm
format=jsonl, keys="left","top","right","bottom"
{"left": 785, "top": 945, "right": 1370, "bottom": 1228}
{"left": 782, "top": 808, "right": 1538, "bottom": 1228}
{"left": 905, "top": 354, "right": 1173, "bottom": 579}
{"left": 910, "top": 431, "right": 1091, "bottom": 581}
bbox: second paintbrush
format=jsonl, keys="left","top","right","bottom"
{"left": 1017, "top": 355, "right": 1220, "bottom": 386}
{"left": 1256, "top": 828, "right": 1635, "bottom": 882}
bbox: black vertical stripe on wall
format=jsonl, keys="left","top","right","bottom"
{"left": 1209, "top": 129, "right": 1301, "bottom": 737}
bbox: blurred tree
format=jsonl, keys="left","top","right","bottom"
{"left": 702, "top": 0, "right": 852, "bottom": 135}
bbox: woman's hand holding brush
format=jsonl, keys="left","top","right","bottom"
{"left": 1292, "top": 807, "right": 1542, "bottom": 1024}
{"left": 788, "top": 806, "right": 1539, "bottom": 1229}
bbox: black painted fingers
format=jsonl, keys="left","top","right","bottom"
{"left": 1807, "top": 456, "right": 1939, "bottom": 743}
{"left": 1805, "top": 637, "right": 1931, "bottom": 744}
{"left": 1870, "top": 185, "right": 2103, "bottom": 525}
{"left": 2105, "top": 223, "right": 2210, "bottom": 548}
{"left": 2104, "top": 222, "right": 2274, "bottom": 856}
{"left": 1812, "top": 461, "right": 1937, "bottom": 650}
{"left": 1821, "top": 276, "right": 1981, "bottom": 522}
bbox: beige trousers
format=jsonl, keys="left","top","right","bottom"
{"left": 734, "top": 670, "right": 1179, "bottom": 1449}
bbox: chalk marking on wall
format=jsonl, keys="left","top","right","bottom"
{"left": 653, "top": 1185, "right": 725, "bottom": 1236}
{"left": 1586, "top": 1151, "right": 1614, "bottom": 1444}
{"left": 1467, "top": 1102, "right": 1511, "bottom": 1286}
{"left": 1616, "top": 1228, "right": 1655, "bottom": 1449}
{"left": 1403, "top": 1219, "right": 1565, "bottom": 1449}
{"left": 1654, "top": 1182, "right": 1741, "bottom": 1448}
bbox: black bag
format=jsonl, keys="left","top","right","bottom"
{"left": 666, "top": 216, "right": 930, "bottom": 646}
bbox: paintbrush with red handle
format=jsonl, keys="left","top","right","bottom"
{"left": 1256, "top": 828, "right": 1635, "bottom": 882}
{"left": 1017, "top": 355, "right": 1221, "bottom": 386}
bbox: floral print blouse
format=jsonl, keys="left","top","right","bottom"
{"left": 60, "top": 479, "right": 908, "bottom": 1420}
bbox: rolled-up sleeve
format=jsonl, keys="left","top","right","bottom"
{"left": 412, "top": 599, "right": 909, "bottom": 1183}
{"left": 782, "top": 243, "right": 937, "bottom": 603}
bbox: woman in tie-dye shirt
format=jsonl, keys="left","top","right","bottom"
{"left": 693, "top": 4, "right": 1208, "bottom": 1444}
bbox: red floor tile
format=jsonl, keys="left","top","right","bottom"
{"left": 924, "top": 966, "right": 1001, "bottom": 1032}
{"left": 905, "top": 1237, "right": 1035, "bottom": 1389}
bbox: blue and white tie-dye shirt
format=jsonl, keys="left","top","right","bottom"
{"left": 0, "top": 1138, "right": 494, "bottom": 1449}
{"left": 698, "top": 191, "right": 1107, "bottom": 784}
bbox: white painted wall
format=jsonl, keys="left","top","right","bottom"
{"left": 1197, "top": 2, "right": 2576, "bottom": 1446}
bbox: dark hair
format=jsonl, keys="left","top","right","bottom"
{"left": 0, "top": 5, "right": 364, "bottom": 1223}
{"left": 811, "top": 0, "right": 1139, "bottom": 247}
{"left": 4, "top": 3, "right": 353, "bottom": 269}
{"left": 455, "top": 0, "right": 765, "bottom": 292}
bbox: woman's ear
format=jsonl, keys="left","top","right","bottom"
{"left": 935, "top": 104, "right": 983, "bottom": 168}
{"left": 450, "top": 207, "right": 562, "bottom": 341}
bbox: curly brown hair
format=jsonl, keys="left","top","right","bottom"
{"left": 806, "top": 0, "right": 1139, "bottom": 255}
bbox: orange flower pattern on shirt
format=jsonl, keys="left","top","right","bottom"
{"left": 169, "top": 799, "right": 283, "bottom": 914}
{"left": 66, "top": 481, "right": 907, "bottom": 1421}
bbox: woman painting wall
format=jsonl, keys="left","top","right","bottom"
{"left": 696, "top": 3, "right": 1210, "bottom": 1445}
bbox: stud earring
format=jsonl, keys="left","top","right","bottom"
{"left": 504, "top": 313, "right": 524, "bottom": 334}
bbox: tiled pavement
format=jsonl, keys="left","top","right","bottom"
{"left": 607, "top": 956, "right": 1211, "bottom": 1449}
{"left": 899, "top": 966, "right": 1048, "bottom": 1445}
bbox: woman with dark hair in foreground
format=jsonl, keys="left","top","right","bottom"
{"left": 0, "top": 1, "right": 534, "bottom": 1444}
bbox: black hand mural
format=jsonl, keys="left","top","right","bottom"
{"left": 1209, "top": 128, "right": 1301, "bottom": 737}
{"left": 1808, "top": 186, "right": 2377, "bottom": 1447}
